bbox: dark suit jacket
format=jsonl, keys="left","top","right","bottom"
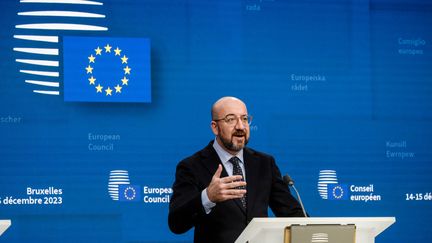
{"left": 168, "top": 141, "right": 305, "bottom": 243}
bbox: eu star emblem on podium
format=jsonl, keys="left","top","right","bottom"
{"left": 63, "top": 37, "right": 151, "bottom": 102}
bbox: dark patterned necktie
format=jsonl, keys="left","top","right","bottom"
{"left": 229, "top": 156, "right": 247, "bottom": 209}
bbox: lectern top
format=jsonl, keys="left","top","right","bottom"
{"left": 235, "top": 217, "right": 396, "bottom": 243}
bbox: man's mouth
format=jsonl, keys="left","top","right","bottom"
{"left": 233, "top": 131, "right": 246, "bottom": 138}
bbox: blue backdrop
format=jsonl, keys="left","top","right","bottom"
{"left": 0, "top": 0, "right": 431, "bottom": 242}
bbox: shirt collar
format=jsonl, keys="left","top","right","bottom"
{"left": 212, "top": 138, "right": 244, "bottom": 164}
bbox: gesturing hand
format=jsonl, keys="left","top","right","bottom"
{"left": 206, "top": 164, "right": 247, "bottom": 203}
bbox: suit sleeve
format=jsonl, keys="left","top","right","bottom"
{"left": 168, "top": 160, "right": 206, "bottom": 234}
{"left": 268, "top": 157, "right": 306, "bottom": 217}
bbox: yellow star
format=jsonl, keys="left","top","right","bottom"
{"left": 121, "top": 77, "right": 129, "bottom": 85}
{"left": 121, "top": 55, "right": 128, "bottom": 64}
{"left": 96, "top": 84, "right": 103, "bottom": 93}
{"left": 95, "top": 47, "right": 102, "bottom": 55}
{"left": 114, "top": 47, "right": 121, "bottom": 56}
{"left": 104, "top": 44, "right": 112, "bottom": 53}
{"left": 123, "top": 66, "right": 131, "bottom": 75}
{"left": 105, "top": 87, "right": 113, "bottom": 96}
{"left": 88, "top": 54, "right": 96, "bottom": 63}
{"left": 85, "top": 65, "right": 93, "bottom": 74}
{"left": 88, "top": 76, "right": 96, "bottom": 85}
{"left": 114, "top": 84, "right": 122, "bottom": 93}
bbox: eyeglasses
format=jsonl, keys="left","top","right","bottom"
{"left": 213, "top": 114, "right": 253, "bottom": 126}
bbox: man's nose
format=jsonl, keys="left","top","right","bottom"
{"left": 234, "top": 117, "right": 246, "bottom": 130}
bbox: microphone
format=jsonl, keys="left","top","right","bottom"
{"left": 283, "top": 174, "right": 308, "bottom": 217}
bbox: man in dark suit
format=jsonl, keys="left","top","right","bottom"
{"left": 168, "top": 96, "right": 305, "bottom": 243}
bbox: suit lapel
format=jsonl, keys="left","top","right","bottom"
{"left": 200, "top": 142, "right": 228, "bottom": 178}
{"left": 244, "top": 147, "right": 259, "bottom": 218}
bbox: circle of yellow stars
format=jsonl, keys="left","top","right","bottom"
{"left": 85, "top": 44, "right": 131, "bottom": 96}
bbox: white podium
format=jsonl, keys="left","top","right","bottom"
{"left": 0, "top": 220, "right": 11, "bottom": 236}
{"left": 235, "top": 217, "right": 395, "bottom": 243}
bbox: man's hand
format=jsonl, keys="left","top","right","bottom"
{"left": 206, "top": 164, "right": 247, "bottom": 203}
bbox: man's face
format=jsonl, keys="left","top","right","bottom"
{"left": 211, "top": 99, "right": 250, "bottom": 154}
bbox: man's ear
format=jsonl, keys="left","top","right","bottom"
{"left": 210, "top": 121, "right": 219, "bottom": 136}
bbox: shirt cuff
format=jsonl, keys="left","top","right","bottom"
{"left": 201, "top": 188, "right": 216, "bottom": 214}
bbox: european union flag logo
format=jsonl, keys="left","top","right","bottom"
{"left": 118, "top": 185, "right": 141, "bottom": 202}
{"left": 63, "top": 37, "right": 151, "bottom": 102}
{"left": 328, "top": 184, "right": 349, "bottom": 200}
